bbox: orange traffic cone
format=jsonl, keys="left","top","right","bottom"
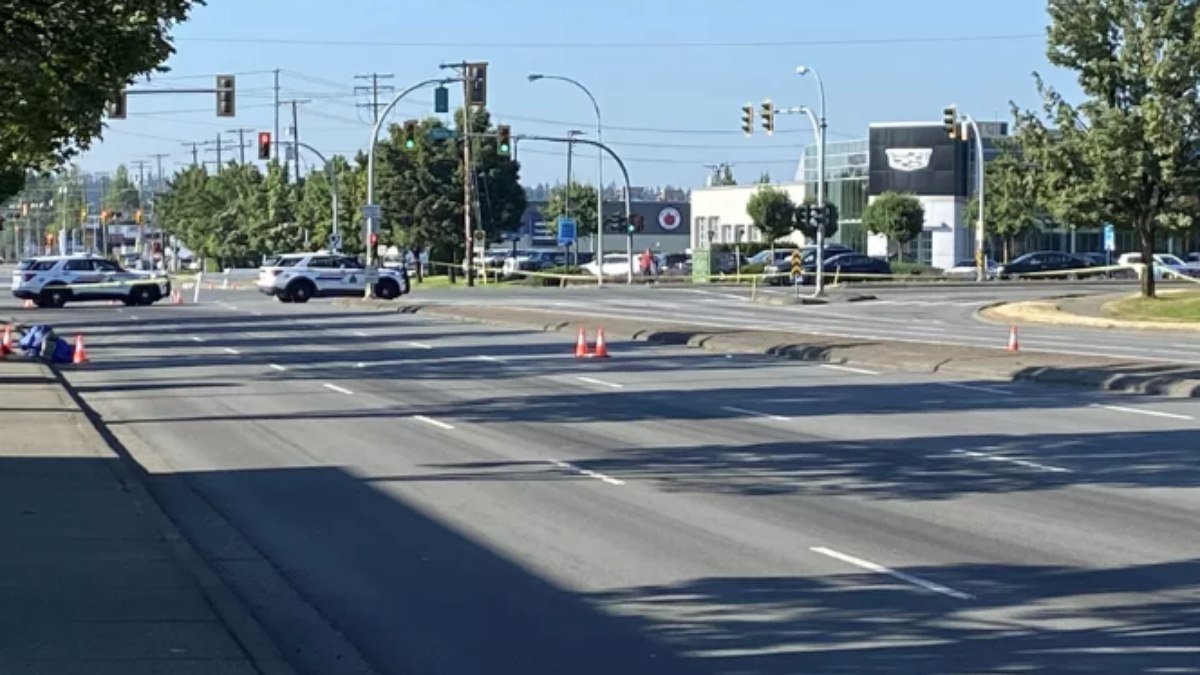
{"left": 1, "top": 325, "right": 12, "bottom": 355}
{"left": 593, "top": 327, "right": 610, "bottom": 358}
{"left": 1007, "top": 325, "right": 1020, "bottom": 353}
{"left": 72, "top": 334, "right": 88, "bottom": 364}
{"left": 172, "top": 290, "right": 184, "bottom": 305}
{"left": 575, "top": 327, "right": 590, "bottom": 358}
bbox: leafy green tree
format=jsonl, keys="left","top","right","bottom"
{"left": 103, "top": 165, "right": 141, "bottom": 213}
{"left": 541, "top": 182, "right": 599, "bottom": 236}
{"left": 1014, "top": 0, "right": 1200, "bottom": 297}
{"left": 746, "top": 186, "right": 796, "bottom": 249}
{"left": 966, "top": 144, "right": 1049, "bottom": 262}
{"left": 863, "top": 191, "right": 924, "bottom": 261}
{"left": 756, "top": 171, "right": 772, "bottom": 184}
{"left": 297, "top": 156, "right": 361, "bottom": 254}
{"left": 0, "top": 0, "right": 203, "bottom": 201}
{"left": 798, "top": 196, "right": 839, "bottom": 241}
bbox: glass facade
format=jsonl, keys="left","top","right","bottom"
{"left": 801, "top": 139, "right": 869, "bottom": 252}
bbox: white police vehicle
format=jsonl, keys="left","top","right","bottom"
{"left": 257, "top": 251, "right": 409, "bottom": 303}
{"left": 11, "top": 253, "right": 171, "bottom": 308}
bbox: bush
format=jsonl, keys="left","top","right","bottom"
{"left": 891, "top": 262, "right": 943, "bottom": 276}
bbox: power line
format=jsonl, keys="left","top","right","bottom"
{"left": 180, "top": 32, "right": 1043, "bottom": 50}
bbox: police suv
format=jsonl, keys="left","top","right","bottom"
{"left": 257, "top": 251, "right": 409, "bottom": 303}
{"left": 12, "top": 254, "right": 171, "bottom": 308}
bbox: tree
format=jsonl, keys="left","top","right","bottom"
{"left": 863, "top": 191, "right": 924, "bottom": 261}
{"left": 746, "top": 186, "right": 796, "bottom": 249}
{"left": 966, "top": 143, "right": 1049, "bottom": 262}
{"left": 757, "top": 171, "right": 772, "bottom": 184}
{"left": 715, "top": 164, "right": 737, "bottom": 186}
{"left": 1014, "top": 0, "right": 1200, "bottom": 297}
{"left": 0, "top": 0, "right": 203, "bottom": 201}
{"left": 798, "top": 196, "right": 840, "bottom": 241}
{"left": 103, "top": 165, "right": 141, "bottom": 213}
{"left": 541, "top": 182, "right": 598, "bottom": 236}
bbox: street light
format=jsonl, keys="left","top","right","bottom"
{"left": 528, "top": 73, "right": 605, "bottom": 285}
{"left": 796, "top": 64, "right": 828, "bottom": 297}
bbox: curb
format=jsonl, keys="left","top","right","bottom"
{"left": 387, "top": 303, "right": 1200, "bottom": 399}
{"left": 979, "top": 297, "right": 1200, "bottom": 332}
{"left": 46, "top": 363, "right": 300, "bottom": 675}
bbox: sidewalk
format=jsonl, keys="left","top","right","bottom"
{"left": 0, "top": 358, "right": 271, "bottom": 675}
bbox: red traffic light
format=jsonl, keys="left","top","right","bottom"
{"left": 258, "top": 132, "right": 272, "bottom": 160}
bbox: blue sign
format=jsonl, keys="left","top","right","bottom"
{"left": 556, "top": 217, "right": 577, "bottom": 246}
{"left": 1103, "top": 224, "right": 1115, "bottom": 252}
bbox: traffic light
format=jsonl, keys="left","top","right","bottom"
{"left": 466, "top": 63, "right": 488, "bottom": 108}
{"left": 605, "top": 214, "right": 626, "bottom": 233}
{"left": 258, "top": 132, "right": 272, "bottom": 160}
{"left": 794, "top": 203, "right": 811, "bottom": 231}
{"left": 108, "top": 92, "right": 127, "bottom": 120}
{"left": 761, "top": 100, "right": 775, "bottom": 135}
{"left": 101, "top": 209, "right": 110, "bottom": 224}
{"left": 741, "top": 103, "right": 754, "bottom": 136}
{"left": 497, "top": 125, "right": 512, "bottom": 156}
{"left": 629, "top": 214, "right": 645, "bottom": 233}
{"left": 943, "top": 105, "right": 958, "bottom": 140}
{"left": 402, "top": 120, "right": 418, "bottom": 150}
{"left": 134, "top": 209, "right": 144, "bottom": 225}
{"left": 812, "top": 204, "right": 826, "bottom": 231}
{"left": 216, "top": 75, "right": 236, "bottom": 117}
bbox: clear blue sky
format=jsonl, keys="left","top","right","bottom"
{"left": 82, "top": 0, "right": 1075, "bottom": 189}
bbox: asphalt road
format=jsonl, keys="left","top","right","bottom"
{"left": 406, "top": 279, "right": 1200, "bottom": 365}
{"left": 5, "top": 289, "right": 1200, "bottom": 674}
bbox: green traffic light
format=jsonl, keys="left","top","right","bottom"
{"left": 499, "top": 143, "right": 510, "bottom": 154}
{"left": 404, "top": 139, "right": 415, "bottom": 149}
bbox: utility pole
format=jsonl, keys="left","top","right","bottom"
{"left": 227, "top": 128, "right": 255, "bottom": 164}
{"left": 203, "top": 137, "right": 237, "bottom": 174}
{"left": 148, "top": 154, "right": 170, "bottom": 192}
{"left": 273, "top": 69, "right": 281, "bottom": 162}
{"left": 354, "top": 73, "right": 395, "bottom": 124}
{"left": 130, "top": 160, "right": 151, "bottom": 260}
{"left": 281, "top": 99, "right": 310, "bottom": 179}
{"left": 182, "top": 142, "right": 202, "bottom": 167}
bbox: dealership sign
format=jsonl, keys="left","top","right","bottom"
{"left": 884, "top": 148, "right": 933, "bottom": 172}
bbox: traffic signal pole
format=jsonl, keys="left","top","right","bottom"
{"left": 516, "top": 134, "right": 633, "bottom": 284}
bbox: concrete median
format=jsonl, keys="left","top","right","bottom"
{"left": 335, "top": 299, "right": 1200, "bottom": 399}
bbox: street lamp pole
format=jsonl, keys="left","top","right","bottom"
{"left": 960, "top": 113, "right": 987, "bottom": 282}
{"left": 528, "top": 74, "right": 605, "bottom": 285}
{"left": 365, "top": 76, "right": 460, "bottom": 297}
{"left": 797, "top": 65, "right": 828, "bottom": 297}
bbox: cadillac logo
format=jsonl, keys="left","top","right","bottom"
{"left": 885, "top": 148, "right": 933, "bottom": 172}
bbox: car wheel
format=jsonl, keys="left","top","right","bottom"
{"left": 288, "top": 280, "right": 315, "bottom": 304}
{"left": 275, "top": 294, "right": 293, "bottom": 304}
{"left": 41, "top": 285, "right": 69, "bottom": 308}
{"left": 132, "top": 285, "right": 157, "bottom": 306}
{"left": 374, "top": 279, "right": 400, "bottom": 300}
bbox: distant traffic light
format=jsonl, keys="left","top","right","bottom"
{"left": 812, "top": 204, "right": 826, "bottom": 231}
{"left": 794, "top": 203, "right": 811, "bottom": 231}
{"left": 216, "top": 75, "right": 236, "bottom": 117}
{"left": 605, "top": 214, "right": 627, "bottom": 233}
{"left": 108, "top": 92, "right": 127, "bottom": 120}
{"left": 629, "top": 214, "right": 645, "bottom": 233}
{"left": 402, "top": 120, "right": 418, "bottom": 150}
{"left": 943, "top": 105, "right": 958, "bottom": 140}
{"left": 497, "top": 125, "right": 512, "bottom": 156}
{"left": 741, "top": 104, "right": 754, "bottom": 136}
{"left": 760, "top": 100, "right": 775, "bottom": 135}
{"left": 466, "top": 63, "right": 488, "bottom": 108}
{"left": 258, "top": 132, "right": 272, "bottom": 160}
{"left": 134, "top": 209, "right": 144, "bottom": 225}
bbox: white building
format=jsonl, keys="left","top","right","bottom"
{"left": 688, "top": 183, "right": 809, "bottom": 251}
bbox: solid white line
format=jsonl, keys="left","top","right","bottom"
{"left": 413, "top": 415, "right": 455, "bottom": 430}
{"left": 223, "top": 347, "right": 241, "bottom": 355}
{"left": 130, "top": 315, "right": 140, "bottom": 320}
{"left": 549, "top": 459, "right": 625, "bottom": 486}
{"left": 576, "top": 376, "right": 624, "bottom": 389}
{"left": 947, "top": 449, "right": 1073, "bottom": 473}
{"left": 268, "top": 364, "right": 287, "bottom": 372}
{"left": 322, "top": 383, "right": 354, "bottom": 395}
{"left": 937, "top": 382, "right": 1014, "bottom": 396}
{"left": 721, "top": 405, "right": 789, "bottom": 422}
{"left": 477, "top": 355, "right": 502, "bottom": 362}
{"left": 810, "top": 546, "right": 974, "bottom": 600}
{"left": 191, "top": 336, "right": 205, "bottom": 343}
{"left": 353, "top": 331, "right": 369, "bottom": 337}
{"left": 406, "top": 341, "right": 434, "bottom": 349}
{"left": 1091, "top": 404, "right": 1194, "bottom": 421}
{"left": 355, "top": 362, "right": 367, "bottom": 369}
{"left": 252, "top": 311, "right": 264, "bottom": 316}
{"left": 821, "top": 364, "right": 881, "bottom": 376}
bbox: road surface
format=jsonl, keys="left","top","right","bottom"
{"left": 4, "top": 289, "right": 1199, "bottom": 674}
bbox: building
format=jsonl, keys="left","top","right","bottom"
{"left": 515, "top": 200, "right": 691, "bottom": 254}
{"left": 688, "top": 183, "right": 807, "bottom": 251}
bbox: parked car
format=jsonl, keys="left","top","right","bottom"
{"left": 996, "top": 251, "right": 1095, "bottom": 279}
{"left": 1117, "top": 252, "right": 1200, "bottom": 280}
{"left": 762, "top": 245, "right": 854, "bottom": 284}
{"left": 582, "top": 253, "right": 633, "bottom": 277}
{"left": 798, "top": 252, "right": 891, "bottom": 284}
{"left": 501, "top": 249, "right": 565, "bottom": 277}
{"left": 944, "top": 258, "right": 1000, "bottom": 280}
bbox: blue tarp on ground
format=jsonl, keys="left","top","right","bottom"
{"left": 17, "top": 325, "right": 74, "bottom": 364}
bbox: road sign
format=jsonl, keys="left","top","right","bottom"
{"left": 556, "top": 217, "right": 577, "bottom": 246}
{"left": 428, "top": 127, "right": 456, "bottom": 142}
{"left": 1103, "top": 224, "right": 1116, "bottom": 252}
{"left": 791, "top": 248, "right": 801, "bottom": 279}
{"left": 473, "top": 229, "right": 485, "bottom": 243}
{"left": 328, "top": 233, "right": 342, "bottom": 252}
{"left": 363, "top": 204, "right": 381, "bottom": 220}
